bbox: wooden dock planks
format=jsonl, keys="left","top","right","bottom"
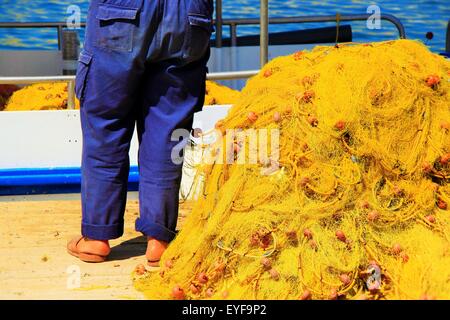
{"left": 0, "top": 196, "right": 191, "bottom": 300}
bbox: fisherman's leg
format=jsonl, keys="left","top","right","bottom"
{"left": 136, "top": 56, "right": 210, "bottom": 264}
{"left": 68, "top": 0, "right": 159, "bottom": 260}
{"left": 135, "top": 0, "right": 213, "bottom": 264}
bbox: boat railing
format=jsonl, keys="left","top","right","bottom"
{"left": 0, "top": 14, "right": 406, "bottom": 50}
{"left": 0, "top": 71, "right": 260, "bottom": 109}
{"left": 446, "top": 20, "right": 450, "bottom": 53}
{"left": 216, "top": 14, "right": 406, "bottom": 47}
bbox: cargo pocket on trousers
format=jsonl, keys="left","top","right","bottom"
{"left": 94, "top": 2, "right": 141, "bottom": 52}
{"left": 75, "top": 51, "right": 93, "bottom": 103}
{"left": 182, "top": 14, "right": 213, "bottom": 61}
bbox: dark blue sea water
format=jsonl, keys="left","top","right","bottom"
{"left": 0, "top": 0, "right": 448, "bottom": 53}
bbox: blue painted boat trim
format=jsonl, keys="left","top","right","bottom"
{"left": 0, "top": 166, "right": 139, "bottom": 195}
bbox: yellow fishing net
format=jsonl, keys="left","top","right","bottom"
{"left": 3, "top": 81, "right": 237, "bottom": 112}
{"left": 138, "top": 39, "right": 449, "bottom": 300}
{"left": 205, "top": 80, "right": 240, "bottom": 105}
{"left": 4, "top": 82, "right": 80, "bottom": 111}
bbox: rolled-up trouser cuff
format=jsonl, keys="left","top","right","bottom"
{"left": 82, "top": 222, "right": 124, "bottom": 241}
{"left": 135, "top": 219, "right": 177, "bottom": 243}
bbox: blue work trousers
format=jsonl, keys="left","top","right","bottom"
{"left": 75, "top": 0, "right": 213, "bottom": 242}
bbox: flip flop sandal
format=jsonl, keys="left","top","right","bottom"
{"left": 67, "top": 236, "right": 108, "bottom": 263}
{"left": 147, "top": 259, "right": 161, "bottom": 267}
{"left": 146, "top": 238, "right": 167, "bottom": 267}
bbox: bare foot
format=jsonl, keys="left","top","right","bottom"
{"left": 146, "top": 237, "right": 168, "bottom": 267}
{"left": 67, "top": 236, "right": 111, "bottom": 262}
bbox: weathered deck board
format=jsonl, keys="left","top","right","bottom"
{"left": 0, "top": 197, "right": 191, "bottom": 300}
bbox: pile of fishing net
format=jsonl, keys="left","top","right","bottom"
{"left": 4, "top": 82, "right": 80, "bottom": 111}
{"left": 0, "top": 84, "right": 19, "bottom": 111}
{"left": 135, "top": 39, "right": 450, "bottom": 300}
{"left": 2, "top": 81, "right": 238, "bottom": 112}
{"left": 205, "top": 80, "right": 240, "bottom": 105}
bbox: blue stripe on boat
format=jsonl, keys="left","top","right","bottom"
{"left": 0, "top": 166, "right": 139, "bottom": 195}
